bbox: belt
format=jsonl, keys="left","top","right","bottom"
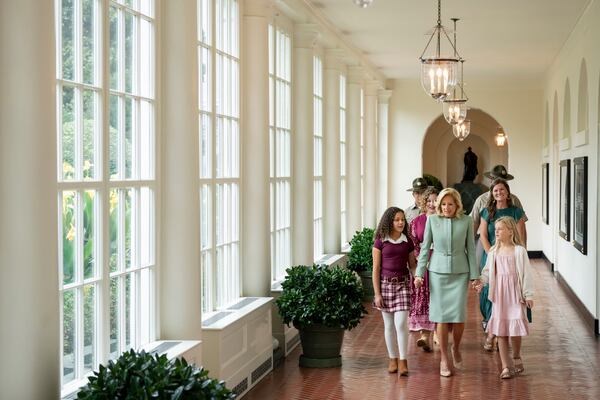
{"left": 381, "top": 276, "right": 409, "bottom": 283}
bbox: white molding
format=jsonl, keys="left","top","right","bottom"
{"left": 573, "top": 128, "right": 588, "bottom": 147}
{"left": 542, "top": 145, "right": 549, "bottom": 157}
{"left": 559, "top": 136, "right": 571, "bottom": 151}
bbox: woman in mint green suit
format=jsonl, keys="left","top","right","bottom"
{"left": 414, "top": 188, "right": 478, "bottom": 377}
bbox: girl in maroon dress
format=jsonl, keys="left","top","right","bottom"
{"left": 409, "top": 187, "right": 439, "bottom": 352}
{"left": 372, "top": 207, "right": 416, "bottom": 376}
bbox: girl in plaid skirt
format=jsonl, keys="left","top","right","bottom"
{"left": 373, "top": 207, "right": 417, "bottom": 376}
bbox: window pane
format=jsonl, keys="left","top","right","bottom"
{"left": 140, "top": 18, "right": 153, "bottom": 98}
{"left": 109, "top": 277, "right": 119, "bottom": 359}
{"left": 61, "top": 0, "right": 75, "bottom": 81}
{"left": 62, "top": 289, "right": 75, "bottom": 384}
{"left": 125, "top": 97, "right": 134, "bottom": 179}
{"left": 200, "top": 113, "right": 211, "bottom": 178}
{"left": 82, "top": 0, "right": 97, "bottom": 85}
{"left": 198, "top": 0, "right": 210, "bottom": 44}
{"left": 109, "top": 6, "right": 118, "bottom": 90}
{"left": 62, "top": 191, "right": 77, "bottom": 285}
{"left": 125, "top": 189, "right": 133, "bottom": 269}
{"left": 125, "top": 273, "right": 133, "bottom": 349}
{"left": 82, "top": 90, "right": 98, "bottom": 180}
{"left": 140, "top": 100, "right": 153, "bottom": 179}
{"left": 109, "top": 95, "right": 119, "bottom": 179}
{"left": 83, "top": 284, "right": 96, "bottom": 374}
{"left": 140, "top": 187, "right": 152, "bottom": 267}
{"left": 124, "top": 12, "right": 134, "bottom": 94}
{"left": 140, "top": 0, "right": 154, "bottom": 17}
{"left": 201, "top": 184, "right": 210, "bottom": 250}
{"left": 109, "top": 189, "right": 119, "bottom": 273}
{"left": 199, "top": 47, "right": 211, "bottom": 112}
{"left": 62, "top": 86, "right": 75, "bottom": 181}
{"left": 83, "top": 190, "right": 97, "bottom": 279}
{"left": 140, "top": 268, "right": 151, "bottom": 344}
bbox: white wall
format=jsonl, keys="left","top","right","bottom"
{"left": 542, "top": 0, "right": 600, "bottom": 319}
{"left": 389, "top": 79, "right": 543, "bottom": 250}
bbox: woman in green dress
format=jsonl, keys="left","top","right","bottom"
{"left": 479, "top": 178, "right": 526, "bottom": 350}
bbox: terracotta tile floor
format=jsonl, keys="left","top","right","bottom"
{"left": 245, "top": 260, "right": 600, "bottom": 399}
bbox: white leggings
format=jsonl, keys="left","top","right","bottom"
{"left": 382, "top": 310, "right": 409, "bottom": 359}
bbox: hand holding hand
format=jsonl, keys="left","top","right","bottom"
{"left": 471, "top": 279, "right": 483, "bottom": 293}
{"left": 414, "top": 276, "right": 423, "bottom": 289}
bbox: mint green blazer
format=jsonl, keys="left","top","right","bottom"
{"left": 415, "top": 214, "right": 478, "bottom": 279}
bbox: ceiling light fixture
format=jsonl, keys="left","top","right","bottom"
{"left": 353, "top": 0, "right": 374, "bottom": 8}
{"left": 453, "top": 119, "right": 470, "bottom": 141}
{"left": 419, "top": 0, "right": 460, "bottom": 101}
{"left": 442, "top": 19, "right": 468, "bottom": 125}
{"left": 495, "top": 127, "right": 507, "bottom": 146}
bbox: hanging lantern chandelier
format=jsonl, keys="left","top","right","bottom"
{"left": 353, "top": 0, "right": 374, "bottom": 8}
{"left": 442, "top": 19, "right": 468, "bottom": 125}
{"left": 453, "top": 119, "right": 471, "bottom": 141}
{"left": 419, "top": 0, "right": 461, "bottom": 101}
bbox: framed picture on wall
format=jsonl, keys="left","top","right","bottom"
{"left": 542, "top": 163, "right": 549, "bottom": 225}
{"left": 573, "top": 157, "right": 587, "bottom": 254}
{"left": 558, "top": 159, "right": 570, "bottom": 241}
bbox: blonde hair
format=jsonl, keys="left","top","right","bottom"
{"left": 490, "top": 216, "right": 524, "bottom": 251}
{"left": 435, "top": 188, "right": 464, "bottom": 218}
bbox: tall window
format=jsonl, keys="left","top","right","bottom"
{"left": 269, "top": 25, "right": 292, "bottom": 282}
{"left": 313, "top": 55, "right": 323, "bottom": 260}
{"left": 198, "top": 0, "right": 241, "bottom": 314}
{"left": 339, "top": 74, "right": 347, "bottom": 246}
{"left": 57, "top": 0, "right": 156, "bottom": 389}
{"left": 360, "top": 88, "right": 365, "bottom": 227}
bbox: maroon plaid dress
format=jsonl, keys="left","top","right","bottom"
{"left": 408, "top": 214, "right": 435, "bottom": 330}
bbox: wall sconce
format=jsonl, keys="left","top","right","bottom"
{"left": 495, "top": 127, "right": 507, "bottom": 146}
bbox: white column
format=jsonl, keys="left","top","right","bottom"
{"left": 0, "top": 0, "right": 59, "bottom": 397}
{"left": 346, "top": 66, "right": 364, "bottom": 238}
{"left": 160, "top": 0, "right": 202, "bottom": 339}
{"left": 363, "top": 81, "right": 379, "bottom": 229}
{"left": 323, "top": 50, "right": 342, "bottom": 253}
{"left": 377, "top": 90, "right": 392, "bottom": 216}
{"left": 292, "top": 25, "right": 319, "bottom": 265}
{"left": 242, "top": 0, "right": 272, "bottom": 295}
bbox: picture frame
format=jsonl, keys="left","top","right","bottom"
{"left": 542, "top": 163, "right": 549, "bottom": 225}
{"left": 558, "top": 159, "right": 570, "bottom": 241}
{"left": 573, "top": 157, "right": 587, "bottom": 254}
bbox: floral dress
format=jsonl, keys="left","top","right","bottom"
{"left": 408, "top": 213, "right": 435, "bottom": 331}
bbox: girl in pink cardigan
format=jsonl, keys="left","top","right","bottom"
{"left": 476, "top": 216, "right": 534, "bottom": 379}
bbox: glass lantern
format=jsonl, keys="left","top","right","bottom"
{"left": 443, "top": 99, "right": 467, "bottom": 125}
{"left": 420, "top": 58, "right": 459, "bottom": 101}
{"left": 453, "top": 119, "right": 470, "bottom": 141}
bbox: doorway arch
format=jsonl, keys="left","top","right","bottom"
{"left": 422, "top": 108, "right": 509, "bottom": 187}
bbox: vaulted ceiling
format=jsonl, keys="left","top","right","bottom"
{"left": 306, "top": 0, "right": 591, "bottom": 84}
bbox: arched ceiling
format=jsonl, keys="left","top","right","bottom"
{"left": 304, "top": 0, "right": 591, "bottom": 84}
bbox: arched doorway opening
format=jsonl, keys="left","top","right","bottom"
{"left": 422, "top": 108, "right": 509, "bottom": 188}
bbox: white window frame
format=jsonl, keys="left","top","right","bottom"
{"left": 269, "top": 23, "right": 292, "bottom": 282}
{"left": 313, "top": 55, "right": 323, "bottom": 260}
{"left": 56, "top": 0, "right": 156, "bottom": 392}
{"left": 198, "top": 0, "right": 241, "bottom": 315}
{"left": 339, "top": 73, "right": 347, "bottom": 246}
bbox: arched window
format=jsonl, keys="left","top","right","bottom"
{"left": 563, "top": 79, "right": 571, "bottom": 139}
{"left": 577, "top": 59, "right": 589, "bottom": 133}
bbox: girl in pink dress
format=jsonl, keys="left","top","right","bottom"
{"left": 409, "top": 187, "right": 438, "bottom": 352}
{"left": 476, "top": 216, "right": 534, "bottom": 379}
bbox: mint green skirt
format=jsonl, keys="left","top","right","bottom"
{"left": 429, "top": 272, "right": 469, "bottom": 323}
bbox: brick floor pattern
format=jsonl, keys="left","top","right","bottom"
{"left": 244, "top": 260, "right": 600, "bottom": 399}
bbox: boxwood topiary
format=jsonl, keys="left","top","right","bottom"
{"left": 347, "top": 227, "right": 375, "bottom": 273}
{"left": 77, "top": 349, "right": 236, "bottom": 399}
{"left": 275, "top": 264, "right": 367, "bottom": 330}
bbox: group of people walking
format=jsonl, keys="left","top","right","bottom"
{"left": 372, "top": 165, "right": 533, "bottom": 379}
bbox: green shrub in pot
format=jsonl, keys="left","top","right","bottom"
{"left": 347, "top": 227, "right": 375, "bottom": 273}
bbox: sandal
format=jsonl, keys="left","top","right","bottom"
{"left": 513, "top": 357, "right": 524, "bottom": 374}
{"left": 417, "top": 333, "right": 432, "bottom": 352}
{"left": 500, "top": 367, "right": 513, "bottom": 379}
{"left": 483, "top": 336, "right": 495, "bottom": 352}
{"left": 440, "top": 361, "right": 452, "bottom": 377}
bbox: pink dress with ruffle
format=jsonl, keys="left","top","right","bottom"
{"left": 486, "top": 254, "right": 529, "bottom": 337}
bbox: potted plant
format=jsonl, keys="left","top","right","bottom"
{"left": 347, "top": 227, "right": 375, "bottom": 300}
{"left": 77, "top": 349, "right": 236, "bottom": 399}
{"left": 276, "top": 264, "right": 367, "bottom": 368}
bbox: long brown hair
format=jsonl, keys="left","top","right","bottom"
{"left": 486, "top": 178, "right": 514, "bottom": 220}
{"left": 375, "top": 207, "right": 408, "bottom": 240}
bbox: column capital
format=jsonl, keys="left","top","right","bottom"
{"left": 244, "top": 0, "right": 274, "bottom": 17}
{"left": 294, "top": 24, "right": 320, "bottom": 49}
{"left": 378, "top": 89, "right": 393, "bottom": 104}
{"left": 365, "top": 80, "right": 381, "bottom": 96}
{"left": 324, "top": 48, "right": 345, "bottom": 70}
{"left": 347, "top": 65, "right": 365, "bottom": 85}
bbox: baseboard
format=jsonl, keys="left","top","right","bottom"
{"left": 527, "top": 250, "right": 543, "bottom": 259}
{"left": 555, "top": 271, "right": 598, "bottom": 335}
